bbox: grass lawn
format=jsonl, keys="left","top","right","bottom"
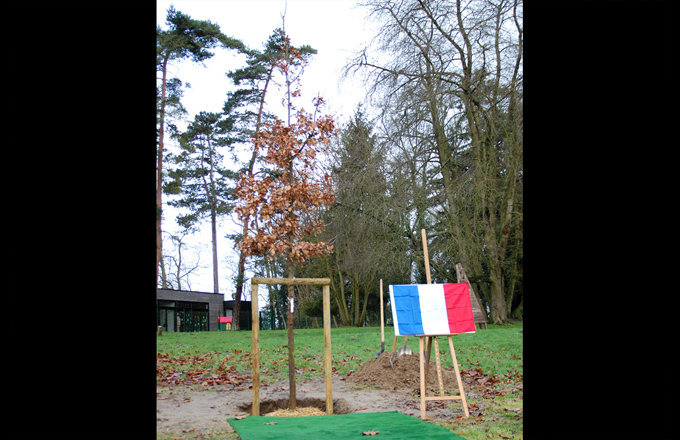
{"left": 157, "top": 321, "right": 523, "bottom": 440}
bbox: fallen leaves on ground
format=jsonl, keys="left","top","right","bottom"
{"left": 460, "top": 368, "right": 523, "bottom": 400}
{"left": 362, "top": 430, "right": 379, "bottom": 436}
{"left": 157, "top": 352, "right": 252, "bottom": 387}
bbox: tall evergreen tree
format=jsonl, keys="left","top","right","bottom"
{"left": 156, "top": 5, "right": 245, "bottom": 296}
{"left": 324, "top": 108, "right": 395, "bottom": 326}
{"left": 166, "top": 112, "right": 239, "bottom": 294}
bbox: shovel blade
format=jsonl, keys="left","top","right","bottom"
{"left": 375, "top": 342, "right": 385, "bottom": 359}
{"left": 397, "top": 340, "right": 413, "bottom": 357}
{"left": 397, "top": 346, "right": 413, "bottom": 357}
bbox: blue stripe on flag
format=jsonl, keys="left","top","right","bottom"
{"left": 392, "top": 285, "right": 423, "bottom": 335}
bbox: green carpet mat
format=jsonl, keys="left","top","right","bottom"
{"left": 227, "top": 410, "right": 466, "bottom": 440}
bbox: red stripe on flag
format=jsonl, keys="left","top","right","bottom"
{"left": 443, "top": 283, "right": 476, "bottom": 333}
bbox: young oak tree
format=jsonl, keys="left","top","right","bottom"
{"left": 224, "top": 28, "right": 317, "bottom": 330}
{"left": 235, "top": 31, "right": 336, "bottom": 410}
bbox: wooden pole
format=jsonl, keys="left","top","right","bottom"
{"left": 323, "top": 284, "right": 333, "bottom": 414}
{"left": 287, "top": 283, "right": 296, "bottom": 410}
{"left": 421, "top": 229, "right": 432, "bottom": 386}
{"left": 379, "top": 279, "right": 384, "bottom": 353}
{"left": 421, "top": 229, "right": 431, "bottom": 284}
{"left": 419, "top": 336, "right": 426, "bottom": 419}
{"left": 251, "top": 282, "right": 260, "bottom": 416}
{"left": 251, "top": 277, "right": 331, "bottom": 285}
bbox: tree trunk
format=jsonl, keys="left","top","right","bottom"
{"left": 485, "top": 211, "right": 508, "bottom": 325}
{"left": 157, "top": 55, "right": 170, "bottom": 299}
{"left": 175, "top": 244, "right": 182, "bottom": 291}
{"left": 159, "top": 253, "right": 168, "bottom": 289}
{"left": 333, "top": 263, "right": 351, "bottom": 326}
{"left": 233, "top": 255, "right": 244, "bottom": 331}
{"left": 511, "top": 297, "right": 523, "bottom": 319}
{"left": 211, "top": 210, "right": 219, "bottom": 294}
{"left": 488, "top": 265, "right": 507, "bottom": 325}
{"left": 359, "top": 286, "right": 370, "bottom": 327}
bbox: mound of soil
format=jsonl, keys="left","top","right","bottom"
{"left": 347, "top": 351, "right": 460, "bottom": 392}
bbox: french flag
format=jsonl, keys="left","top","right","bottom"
{"left": 389, "top": 283, "right": 476, "bottom": 336}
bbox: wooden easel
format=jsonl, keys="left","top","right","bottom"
{"left": 418, "top": 230, "right": 469, "bottom": 419}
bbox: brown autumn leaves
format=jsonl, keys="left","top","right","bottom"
{"left": 235, "top": 39, "right": 337, "bottom": 265}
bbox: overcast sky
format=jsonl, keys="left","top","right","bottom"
{"left": 157, "top": 0, "right": 380, "bottom": 299}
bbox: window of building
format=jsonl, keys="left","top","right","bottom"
{"left": 157, "top": 300, "right": 209, "bottom": 332}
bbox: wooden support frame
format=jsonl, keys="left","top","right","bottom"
{"left": 250, "top": 277, "right": 333, "bottom": 416}
{"left": 418, "top": 334, "right": 469, "bottom": 420}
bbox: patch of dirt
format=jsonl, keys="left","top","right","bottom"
{"left": 347, "top": 351, "right": 460, "bottom": 392}
{"left": 157, "top": 352, "right": 472, "bottom": 437}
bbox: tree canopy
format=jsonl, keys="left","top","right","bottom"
{"left": 157, "top": 1, "right": 523, "bottom": 326}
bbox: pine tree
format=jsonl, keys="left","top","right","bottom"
{"left": 165, "top": 111, "right": 239, "bottom": 293}
{"left": 156, "top": 5, "right": 246, "bottom": 296}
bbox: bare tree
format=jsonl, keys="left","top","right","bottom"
{"left": 162, "top": 230, "right": 207, "bottom": 291}
{"left": 347, "top": 0, "right": 523, "bottom": 323}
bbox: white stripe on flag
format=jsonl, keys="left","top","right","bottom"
{"left": 418, "top": 284, "right": 451, "bottom": 335}
{"left": 388, "top": 285, "right": 401, "bottom": 336}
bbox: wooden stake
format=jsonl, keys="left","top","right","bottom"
{"left": 287, "top": 284, "right": 296, "bottom": 410}
{"left": 422, "top": 230, "right": 433, "bottom": 387}
{"left": 251, "top": 282, "right": 260, "bottom": 416}
{"left": 379, "top": 279, "right": 384, "bottom": 351}
{"left": 323, "top": 284, "right": 333, "bottom": 414}
{"left": 419, "top": 336, "right": 426, "bottom": 419}
{"left": 421, "top": 229, "right": 431, "bottom": 284}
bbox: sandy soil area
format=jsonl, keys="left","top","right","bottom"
{"left": 157, "top": 351, "right": 470, "bottom": 437}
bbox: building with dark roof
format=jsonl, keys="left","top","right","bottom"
{"left": 157, "top": 288, "right": 254, "bottom": 332}
{"left": 157, "top": 288, "right": 224, "bottom": 332}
